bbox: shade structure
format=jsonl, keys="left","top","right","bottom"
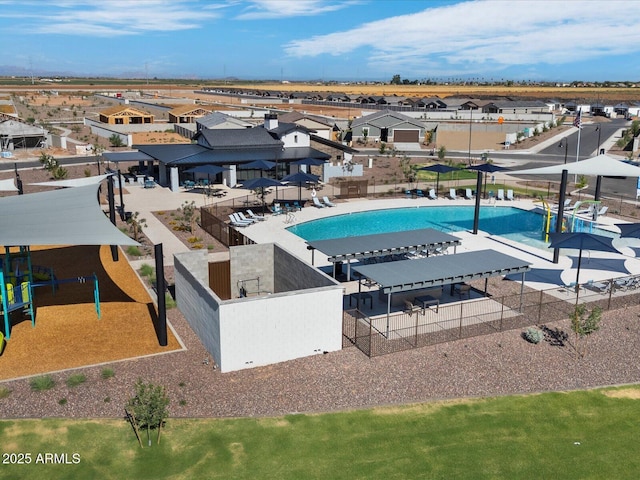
{"left": 418, "top": 164, "right": 457, "bottom": 193}
{"left": 28, "top": 173, "right": 112, "bottom": 188}
{"left": 0, "top": 178, "right": 18, "bottom": 192}
{"left": 239, "top": 177, "right": 285, "bottom": 214}
{"left": 616, "top": 223, "right": 640, "bottom": 239}
{"left": 282, "top": 171, "right": 320, "bottom": 201}
{"left": 513, "top": 154, "right": 640, "bottom": 177}
{"left": 240, "top": 177, "right": 284, "bottom": 190}
{"left": 467, "top": 163, "right": 510, "bottom": 199}
{"left": 548, "top": 232, "right": 620, "bottom": 288}
{"left": 290, "top": 158, "right": 326, "bottom": 167}
{"left": 242, "top": 159, "right": 277, "bottom": 170}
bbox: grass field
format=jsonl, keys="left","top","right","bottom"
{"left": 2, "top": 386, "right": 639, "bottom": 479}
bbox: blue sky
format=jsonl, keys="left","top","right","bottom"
{"left": 1, "top": 0, "right": 639, "bottom": 82}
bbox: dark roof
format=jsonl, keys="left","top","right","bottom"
{"left": 279, "top": 146, "right": 331, "bottom": 161}
{"left": 195, "top": 128, "right": 283, "bottom": 149}
{"left": 264, "top": 121, "right": 313, "bottom": 136}
{"left": 307, "top": 229, "right": 461, "bottom": 263}
{"left": 103, "top": 151, "right": 154, "bottom": 163}
{"left": 353, "top": 249, "right": 531, "bottom": 294}
{"left": 166, "top": 148, "right": 285, "bottom": 166}
{"left": 133, "top": 144, "right": 206, "bottom": 162}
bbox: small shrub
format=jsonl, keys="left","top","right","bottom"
{"left": 84, "top": 168, "right": 92, "bottom": 177}
{"left": 139, "top": 264, "right": 154, "bottom": 277}
{"left": 101, "top": 368, "right": 115, "bottom": 380}
{"left": 192, "top": 244, "right": 204, "bottom": 249}
{"left": 66, "top": 373, "right": 87, "bottom": 388}
{"left": 207, "top": 244, "right": 215, "bottom": 250}
{"left": 179, "top": 399, "right": 187, "bottom": 406}
{"left": 104, "top": 397, "right": 111, "bottom": 403}
{"left": 523, "top": 327, "right": 544, "bottom": 344}
{"left": 178, "top": 382, "right": 186, "bottom": 388}
{"left": 30, "top": 375, "right": 56, "bottom": 391}
{"left": 58, "top": 398, "right": 68, "bottom": 405}
{"left": 165, "top": 293, "right": 177, "bottom": 309}
{"left": 126, "top": 246, "right": 142, "bottom": 257}
{"left": 0, "top": 386, "right": 12, "bottom": 399}
{"left": 187, "top": 237, "right": 202, "bottom": 244}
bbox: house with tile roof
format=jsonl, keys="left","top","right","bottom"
{"left": 351, "top": 109, "right": 426, "bottom": 144}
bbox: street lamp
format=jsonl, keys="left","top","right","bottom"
{"left": 595, "top": 125, "right": 602, "bottom": 155}
{"left": 559, "top": 138, "right": 569, "bottom": 164}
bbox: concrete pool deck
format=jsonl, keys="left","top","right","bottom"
{"left": 121, "top": 183, "right": 640, "bottom": 295}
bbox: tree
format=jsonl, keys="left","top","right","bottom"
{"left": 125, "top": 379, "right": 169, "bottom": 447}
{"left": 400, "top": 155, "right": 417, "bottom": 189}
{"left": 109, "top": 134, "right": 124, "bottom": 147}
{"left": 127, "top": 212, "right": 147, "bottom": 242}
{"left": 390, "top": 74, "right": 401, "bottom": 85}
{"left": 437, "top": 146, "right": 447, "bottom": 161}
{"left": 177, "top": 200, "right": 197, "bottom": 233}
{"left": 570, "top": 304, "right": 602, "bottom": 358}
{"left": 39, "top": 151, "right": 58, "bottom": 171}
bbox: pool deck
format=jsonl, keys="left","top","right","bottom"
{"left": 122, "top": 184, "right": 640, "bottom": 296}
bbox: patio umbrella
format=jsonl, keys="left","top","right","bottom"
{"left": 282, "top": 171, "right": 320, "bottom": 201}
{"left": 291, "top": 158, "right": 327, "bottom": 167}
{"left": 184, "top": 164, "right": 229, "bottom": 185}
{"left": 242, "top": 159, "right": 277, "bottom": 175}
{"left": 239, "top": 177, "right": 285, "bottom": 213}
{"left": 467, "top": 163, "right": 510, "bottom": 198}
{"left": 418, "top": 164, "right": 457, "bottom": 193}
{"left": 548, "top": 232, "right": 620, "bottom": 289}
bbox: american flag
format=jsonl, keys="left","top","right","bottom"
{"left": 573, "top": 109, "right": 582, "bottom": 128}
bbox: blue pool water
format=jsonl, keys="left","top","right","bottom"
{"left": 286, "top": 206, "right": 604, "bottom": 249}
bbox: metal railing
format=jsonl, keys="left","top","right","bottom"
{"left": 343, "top": 277, "right": 640, "bottom": 357}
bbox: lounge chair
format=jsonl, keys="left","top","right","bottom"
{"left": 236, "top": 211, "right": 256, "bottom": 224}
{"left": 416, "top": 189, "right": 425, "bottom": 198}
{"left": 465, "top": 188, "right": 473, "bottom": 200}
{"left": 428, "top": 188, "right": 437, "bottom": 200}
{"left": 497, "top": 189, "right": 505, "bottom": 201}
{"left": 593, "top": 205, "right": 608, "bottom": 219}
{"left": 246, "top": 209, "right": 266, "bottom": 221}
{"left": 322, "top": 196, "right": 336, "bottom": 207}
{"left": 228, "top": 214, "right": 251, "bottom": 227}
{"left": 448, "top": 188, "right": 458, "bottom": 200}
{"left": 405, "top": 189, "right": 412, "bottom": 198}
{"left": 292, "top": 201, "right": 303, "bottom": 211}
{"left": 312, "top": 196, "right": 325, "bottom": 208}
{"left": 506, "top": 189, "right": 515, "bottom": 201}
{"left": 270, "top": 203, "right": 283, "bottom": 215}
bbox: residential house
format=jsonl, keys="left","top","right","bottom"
{"left": 351, "top": 109, "right": 426, "bottom": 143}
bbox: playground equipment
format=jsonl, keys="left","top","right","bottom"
{"left": 0, "top": 246, "right": 101, "bottom": 341}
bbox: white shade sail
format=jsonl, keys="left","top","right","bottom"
{"left": 0, "top": 183, "right": 139, "bottom": 246}
{"left": 28, "top": 173, "right": 113, "bottom": 188}
{"left": 513, "top": 154, "right": 640, "bottom": 177}
{"left": 0, "top": 178, "right": 18, "bottom": 192}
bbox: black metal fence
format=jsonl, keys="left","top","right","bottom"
{"left": 343, "top": 278, "right": 640, "bottom": 357}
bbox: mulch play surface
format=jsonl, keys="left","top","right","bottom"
{"left": 0, "top": 245, "right": 182, "bottom": 380}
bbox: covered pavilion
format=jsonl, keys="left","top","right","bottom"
{"left": 306, "top": 229, "right": 461, "bottom": 280}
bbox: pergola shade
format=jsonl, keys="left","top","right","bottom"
{"left": 307, "top": 229, "right": 461, "bottom": 263}
{"left": 0, "top": 183, "right": 139, "bottom": 246}
{"left": 353, "top": 249, "right": 531, "bottom": 294}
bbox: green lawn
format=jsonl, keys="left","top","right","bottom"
{"left": 1, "top": 386, "right": 639, "bottom": 479}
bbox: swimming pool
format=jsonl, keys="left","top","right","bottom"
{"left": 286, "top": 206, "right": 607, "bottom": 249}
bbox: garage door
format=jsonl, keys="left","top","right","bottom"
{"left": 394, "top": 130, "right": 419, "bottom": 142}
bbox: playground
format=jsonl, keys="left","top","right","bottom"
{"left": 0, "top": 244, "right": 182, "bottom": 380}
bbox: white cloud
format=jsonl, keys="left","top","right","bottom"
{"left": 235, "top": 0, "right": 357, "bottom": 20}
{"left": 0, "top": 0, "right": 224, "bottom": 36}
{"left": 284, "top": 0, "right": 640, "bottom": 76}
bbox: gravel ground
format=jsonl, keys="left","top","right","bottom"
{"left": 1, "top": 302, "right": 640, "bottom": 419}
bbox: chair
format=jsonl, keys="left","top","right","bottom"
{"left": 465, "top": 188, "right": 473, "bottom": 200}
{"left": 322, "top": 196, "right": 336, "bottom": 207}
{"left": 312, "top": 196, "right": 325, "bottom": 208}
{"left": 593, "top": 205, "right": 608, "bottom": 218}
{"left": 428, "top": 188, "right": 437, "bottom": 200}
{"left": 416, "top": 189, "right": 425, "bottom": 198}
{"left": 236, "top": 211, "right": 256, "bottom": 224}
{"left": 270, "top": 203, "right": 283, "bottom": 215}
{"left": 448, "top": 188, "right": 458, "bottom": 200}
{"left": 403, "top": 300, "right": 423, "bottom": 317}
{"left": 405, "top": 189, "right": 412, "bottom": 198}
{"left": 454, "top": 284, "right": 471, "bottom": 299}
{"left": 506, "top": 189, "right": 515, "bottom": 201}
{"left": 293, "top": 201, "right": 303, "bottom": 211}
{"left": 247, "top": 209, "right": 266, "bottom": 221}
{"left": 497, "top": 189, "right": 505, "bottom": 201}
{"left": 228, "top": 214, "right": 251, "bottom": 227}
